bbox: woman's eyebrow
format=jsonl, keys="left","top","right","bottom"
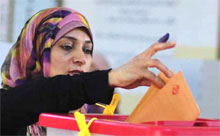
{"left": 63, "top": 36, "right": 77, "bottom": 41}
{"left": 63, "top": 36, "right": 92, "bottom": 43}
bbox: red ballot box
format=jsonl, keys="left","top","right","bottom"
{"left": 38, "top": 113, "right": 220, "bottom": 136}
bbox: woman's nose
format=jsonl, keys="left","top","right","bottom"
{"left": 71, "top": 49, "right": 86, "bottom": 66}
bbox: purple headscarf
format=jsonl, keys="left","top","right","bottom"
{"left": 1, "top": 7, "right": 93, "bottom": 89}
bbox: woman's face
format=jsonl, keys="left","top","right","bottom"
{"left": 50, "top": 28, "right": 93, "bottom": 77}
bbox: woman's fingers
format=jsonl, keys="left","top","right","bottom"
{"left": 139, "top": 80, "right": 152, "bottom": 87}
{"left": 143, "top": 70, "right": 165, "bottom": 88}
{"left": 145, "top": 42, "right": 176, "bottom": 58}
{"left": 145, "top": 59, "right": 172, "bottom": 78}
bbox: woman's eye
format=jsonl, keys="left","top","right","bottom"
{"left": 61, "top": 44, "right": 72, "bottom": 51}
{"left": 83, "top": 48, "right": 92, "bottom": 55}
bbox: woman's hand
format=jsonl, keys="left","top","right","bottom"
{"left": 109, "top": 42, "right": 176, "bottom": 89}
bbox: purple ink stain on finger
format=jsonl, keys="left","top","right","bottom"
{"left": 158, "top": 33, "right": 169, "bottom": 42}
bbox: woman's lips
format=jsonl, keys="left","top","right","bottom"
{"left": 68, "top": 70, "right": 83, "bottom": 76}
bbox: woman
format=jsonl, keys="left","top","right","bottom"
{"left": 1, "top": 7, "right": 175, "bottom": 135}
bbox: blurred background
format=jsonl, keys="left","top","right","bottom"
{"left": 0, "top": 0, "right": 219, "bottom": 119}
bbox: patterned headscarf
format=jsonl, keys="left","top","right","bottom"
{"left": 1, "top": 7, "right": 93, "bottom": 89}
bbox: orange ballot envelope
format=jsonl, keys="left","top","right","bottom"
{"left": 126, "top": 71, "right": 200, "bottom": 123}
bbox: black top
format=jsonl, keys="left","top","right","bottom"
{"left": 0, "top": 70, "right": 114, "bottom": 135}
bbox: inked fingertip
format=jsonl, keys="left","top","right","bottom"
{"left": 158, "top": 33, "right": 170, "bottom": 43}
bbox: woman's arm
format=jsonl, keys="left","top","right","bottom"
{"left": 1, "top": 69, "right": 113, "bottom": 134}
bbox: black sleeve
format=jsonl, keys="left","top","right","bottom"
{"left": 1, "top": 69, "right": 114, "bottom": 135}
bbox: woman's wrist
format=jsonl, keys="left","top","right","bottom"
{"left": 108, "top": 69, "right": 118, "bottom": 88}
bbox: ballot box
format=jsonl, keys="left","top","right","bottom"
{"left": 38, "top": 113, "right": 220, "bottom": 136}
